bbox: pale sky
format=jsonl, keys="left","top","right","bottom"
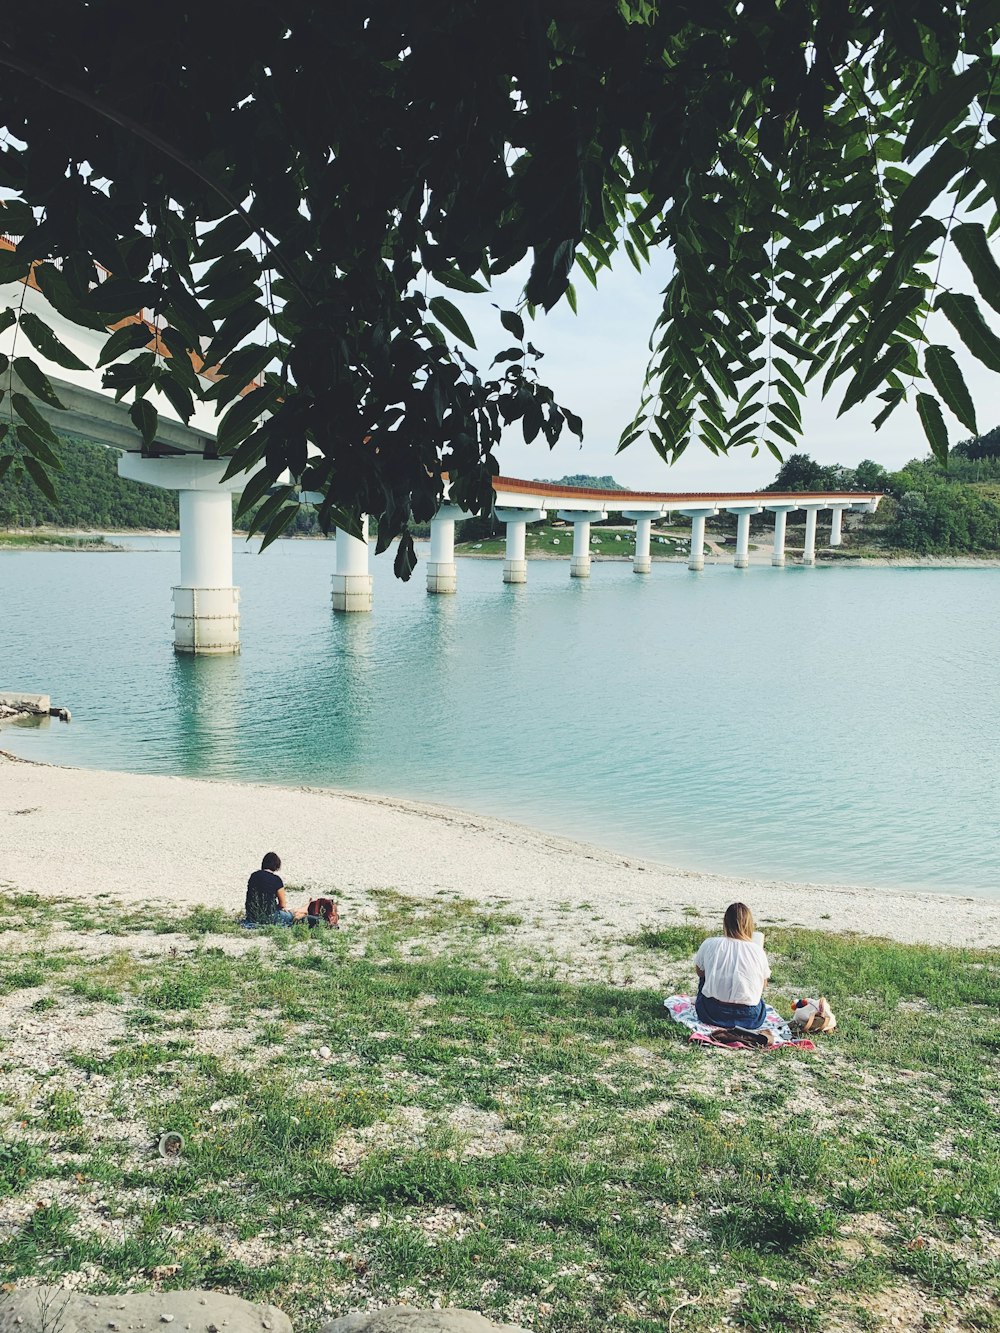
{"left": 454, "top": 250, "right": 996, "bottom": 492}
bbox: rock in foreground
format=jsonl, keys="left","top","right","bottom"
{"left": 0, "top": 1290, "right": 290, "bottom": 1333}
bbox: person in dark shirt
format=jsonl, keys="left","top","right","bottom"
{"left": 245, "top": 852, "right": 305, "bottom": 925}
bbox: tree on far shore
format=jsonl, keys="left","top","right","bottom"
{"left": 1, "top": 3, "right": 999, "bottom": 572}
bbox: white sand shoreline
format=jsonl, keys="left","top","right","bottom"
{"left": 2, "top": 754, "right": 998, "bottom": 950}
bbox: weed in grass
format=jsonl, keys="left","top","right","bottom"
{"left": 0, "top": 964, "right": 47, "bottom": 993}
{"left": 67, "top": 976, "right": 124, "bottom": 1004}
{"left": 40, "top": 1086, "right": 83, "bottom": 1130}
{"left": 0, "top": 1138, "right": 44, "bottom": 1197}
{"left": 710, "top": 1187, "right": 839, "bottom": 1253}
{"left": 736, "top": 1285, "right": 822, "bottom": 1332}
{"left": 632, "top": 924, "right": 706, "bottom": 957}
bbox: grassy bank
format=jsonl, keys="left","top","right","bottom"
{"left": 456, "top": 523, "right": 690, "bottom": 558}
{"left": 0, "top": 532, "right": 114, "bottom": 551}
{"left": 0, "top": 887, "right": 997, "bottom": 1331}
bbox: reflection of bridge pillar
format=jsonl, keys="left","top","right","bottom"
{"left": 801, "top": 505, "right": 821, "bottom": 566}
{"left": 677, "top": 506, "right": 718, "bottom": 571}
{"left": 117, "top": 454, "right": 242, "bottom": 655}
{"left": 726, "top": 504, "right": 763, "bottom": 569}
{"left": 766, "top": 506, "right": 794, "bottom": 566}
{"left": 427, "top": 505, "right": 462, "bottom": 594}
{"left": 557, "top": 509, "right": 605, "bottom": 578}
{"left": 496, "top": 507, "right": 544, "bottom": 584}
{"left": 622, "top": 509, "right": 661, "bottom": 574}
{"left": 331, "top": 518, "right": 373, "bottom": 612}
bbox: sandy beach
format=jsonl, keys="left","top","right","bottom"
{"left": 2, "top": 753, "right": 997, "bottom": 949}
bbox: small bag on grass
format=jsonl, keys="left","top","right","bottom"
{"left": 306, "top": 897, "right": 340, "bottom": 928}
{"left": 789, "top": 996, "right": 837, "bottom": 1033}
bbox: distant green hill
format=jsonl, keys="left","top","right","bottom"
{"left": 541, "top": 474, "right": 625, "bottom": 490}
{"left": 0, "top": 436, "right": 179, "bottom": 530}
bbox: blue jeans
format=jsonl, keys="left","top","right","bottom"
{"left": 270, "top": 909, "right": 295, "bottom": 926}
{"left": 695, "top": 979, "right": 767, "bottom": 1030}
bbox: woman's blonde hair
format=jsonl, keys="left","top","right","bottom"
{"left": 723, "top": 902, "right": 755, "bottom": 941}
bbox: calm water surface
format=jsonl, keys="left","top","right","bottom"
{"left": 3, "top": 540, "right": 998, "bottom": 897}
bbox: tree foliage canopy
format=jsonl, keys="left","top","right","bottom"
{"left": 1, "top": 1, "right": 999, "bottom": 571}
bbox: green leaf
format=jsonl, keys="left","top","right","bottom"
{"left": 924, "top": 345, "right": 977, "bottom": 434}
{"left": 893, "top": 141, "right": 965, "bottom": 240}
{"left": 903, "top": 65, "right": 988, "bottom": 160}
{"left": 18, "top": 311, "right": 89, "bottom": 371}
{"left": 565, "top": 282, "right": 578, "bottom": 315}
{"left": 937, "top": 292, "right": 1000, "bottom": 372}
{"left": 16, "top": 423, "right": 62, "bottom": 470}
{"left": 951, "top": 222, "right": 1000, "bottom": 316}
{"left": 393, "top": 531, "right": 418, "bottom": 581}
{"left": 837, "top": 343, "right": 910, "bottom": 416}
{"left": 0, "top": 308, "right": 15, "bottom": 335}
{"left": 22, "top": 454, "right": 58, "bottom": 503}
{"left": 155, "top": 371, "right": 195, "bottom": 424}
{"left": 428, "top": 297, "right": 477, "bottom": 349}
{"left": 97, "top": 321, "right": 155, "bottom": 368}
{"left": 12, "top": 357, "right": 64, "bottom": 408}
{"left": 85, "top": 278, "right": 155, "bottom": 317}
{"left": 0, "top": 453, "right": 13, "bottom": 484}
{"left": 203, "top": 302, "right": 268, "bottom": 364}
{"left": 217, "top": 385, "right": 279, "bottom": 449}
{"left": 499, "top": 309, "right": 524, "bottom": 342}
{"left": 433, "top": 268, "right": 488, "bottom": 294}
{"left": 916, "top": 391, "right": 949, "bottom": 465}
{"left": 248, "top": 485, "right": 294, "bottom": 536}
{"left": 235, "top": 466, "right": 281, "bottom": 521}
{"left": 129, "top": 398, "right": 159, "bottom": 447}
{"left": 196, "top": 214, "right": 252, "bottom": 263}
{"left": 206, "top": 343, "right": 273, "bottom": 406}
{"left": 10, "top": 392, "right": 58, "bottom": 446}
{"left": 258, "top": 503, "right": 300, "bottom": 552}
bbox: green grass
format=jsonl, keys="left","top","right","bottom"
{"left": 0, "top": 892, "right": 997, "bottom": 1332}
{"left": 0, "top": 531, "right": 111, "bottom": 549}
{"left": 455, "top": 522, "right": 691, "bottom": 558}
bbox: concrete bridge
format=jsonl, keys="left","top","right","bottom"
{"left": 1, "top": 254, "right": 882, "bottom": 654}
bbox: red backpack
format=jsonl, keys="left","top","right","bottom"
{"left": 306, "top": 897, "right": 339, "bottom": 928}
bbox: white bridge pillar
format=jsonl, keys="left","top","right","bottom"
{"left": 331, "top": 518, "right": 373, "bottom": 612}
{"left": 829, "top": 505, "right": 848, "bottom": 547}
{"left": 427, "top": 505, "right": 463, "bottom": 594}
{"left": 496, "top": 507, "right": 544, "bottom": 584}
{"left": 767, "top": 505, "right": 795, "bottom": 566}
{"left": 557, "top": 509, "right": 605, "bottom": 578}
{"left": 623, "top": 508, "right": 662, "bottom": 574}
{"left": 677, "top": 507, "right": 718, "bottom": 571}
{"left": 801, "top": 505, "right": 821, "bottom": 566}
{"left": 725, "top": 504, "right": 762, "bottom": 569}
{"left": 117, "top": 454, "right": 242, "bottom": 655}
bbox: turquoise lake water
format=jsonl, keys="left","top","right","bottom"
{"left": 3, "top": 541, "right": 999, "bottom": 897}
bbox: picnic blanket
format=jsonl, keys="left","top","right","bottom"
{"left": 664, "top": 994, "right": 816, "bottom": 1051}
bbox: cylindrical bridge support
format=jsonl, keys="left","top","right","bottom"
{"left": 117, "top": 454, "right": 244, "bottom": 656}
{"left": 677, "top": 507, "right": 717, "bottom": 572}
{"left": 174, "top": 489, "right": 240, "bottom": 654}
{"left": 427, "top": 505, "right": 462, "bottom": 594}
{"left": 802, "top": 506, "right": 820, "bottom": 566}
{"left": 829, "top": 506, "right": 846, "bottom": 547}
{"left": 495, "top": 507, "right": 544, "bottom": 584}
{"left": 332, "top": 518, "right": 373, "bottom": 612}
{"left": 725, "top": 504, "right": 762, "bottom": 570}
{"left": 768, "top": 506, "right": 794, "bottom": 566}
{"left": 557, "top": 509, "right": 605, "bottom": 578}
{"left": 622, "top": 509, "right": 661, "bottom": 575}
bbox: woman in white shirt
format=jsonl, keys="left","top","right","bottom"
{"left": 694, "top": 902, "right": 771, "bottom": 1031}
